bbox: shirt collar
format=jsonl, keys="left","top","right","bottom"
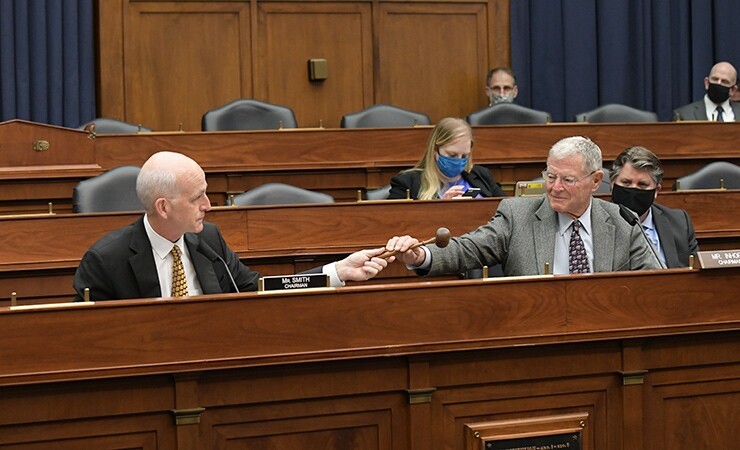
{"left": 556, "top": 200, "right": 593, "bottom": 236}
{"left": 143, "top": 213, "right": 185, "bottom": 260}
{"left": 704, "top": 94, "right": 732, "bottom": 112}
{"left": 641, "top": 208, "right": 656, "bottom": 231}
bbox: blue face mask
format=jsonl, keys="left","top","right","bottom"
{"left": 436, "top": 154, "right": 468, "bottom": 178}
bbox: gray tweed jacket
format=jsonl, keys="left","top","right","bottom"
{"left": 421, "top": 196, "right": 661, "bottom": 277}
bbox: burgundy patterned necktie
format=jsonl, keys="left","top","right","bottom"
{"left": 568, "top": 220, "right": 590, "bottom": 274}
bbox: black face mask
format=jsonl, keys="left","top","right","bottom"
{"left": 707, "top": 82, "right": 731, "bottom": 104}
{"left": 611, "top": 184, "right": 656, "bottom": 217}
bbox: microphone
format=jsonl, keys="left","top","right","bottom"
{"left": 617, "top": 204, "right": 666, "bottom": 269}
{"left": 216, "top": 253, "right": 240, "bottom": 293}
{"left": 203, "top": 244, "right": 240, "bottom": 293}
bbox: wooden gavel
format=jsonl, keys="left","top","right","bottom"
{"left": 379, "top": 227, "right": 451, "bottom": 259}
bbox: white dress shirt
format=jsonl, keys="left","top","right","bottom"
{"left": 704, "top": 95, "right": 735, "bottom": 122}
{"left": 640, "top": 209, "right": 666, "bottom": 266}
{"left": 144, "top": 214, "right": 203, "bottom": 297}
{"left": 553, "top": 203, "right": 594, "bottom": 275}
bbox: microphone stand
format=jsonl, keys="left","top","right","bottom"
{"left": 618, "top": 204, "right": 666, "bottom": 269}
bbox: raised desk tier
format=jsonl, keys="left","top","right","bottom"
{"left": 1, "top": 268, "right": 739, "bottom": 449}
{"left": 1, "top": 191, "right": 739, "bottom": 305}
{"left": 1, "top": 119, "right": 739, "bottom": 213}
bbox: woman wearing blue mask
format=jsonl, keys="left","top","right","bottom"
{"left": 388, "top": 117, "right": 506, "bottom": 200}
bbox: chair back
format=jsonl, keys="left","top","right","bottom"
{"left": 340, "top": 104, "right": 431, "bottom": 128}
{"left": 673, "top": 161, "right": 740, "bottom": 190}
{"left": 466, "top": 104, "right": 551, "bottom": 125}
{"left": 78, "top": 118, "right": 152, "bottom": 133}
{"left": 365, "top": 184, "right": 391, "bottom": 200}
{"left": 73, "top": 166, "right": 143, "bottom": 213}
{"left": 201, "top": 99, "right": 298, "bottom": 131}
{"left": 230, "top": 183, "right": 334, "bottom": 206}
{"left": 575, "top": 104, "right": 658, "bottom": 123}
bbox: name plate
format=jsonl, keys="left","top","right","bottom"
{"left": 259, "top": 273, "right": 329, "bottom": 291}
{"left": 488, "top": 432, "right": 581, "bottom": 450}
{"left": 696, "top": 249, "right": 740, "bottom": 269}
{"left": 514, "top": 181, "right": 546, "bottom": 197}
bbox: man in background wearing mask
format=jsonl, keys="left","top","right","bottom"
{"left": 673, "top": 61, "right": 740, "bottom": 121}
{"left": 485, "top": 67, "right": 519, "bottom": 106}
{"left": 610, "top": 146, "right": 699, "bottom": 268}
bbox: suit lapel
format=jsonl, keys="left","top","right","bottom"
{"left": 731, "top": 102, "right": 740, "bottom": 121}
{"left": 652, "top": 206, "right": 678, "bottom": 268}
{"left": 128, "top": 218, "right": 162, "bottom": 298}
{"left": 533, "top": 198, "right": 556, "bottom": 274}
{"left": 591, "top": 201, "right": 616, "bottom": 272}
{"left": 185, "top": 233, "right": 222, "bottom": 294}
{"left": 694, "top": 102, "right": 707, "bottom": 120}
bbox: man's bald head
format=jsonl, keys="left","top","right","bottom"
{"left": 707, "top": 61, "right": 737, "bottom": 87}
{"left": 136, "top": 151, "right": 202, "bottom": 213}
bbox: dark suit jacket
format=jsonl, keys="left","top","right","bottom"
{"left": 673, "top": 99, "right": 740, "bottom": 121}
{"left": 73, "top": 217, "right": 261, "bottom": 301}
{"left": 388, "top": 165, "right": 507, "bottom": 199}
{"left": 652, "top": 203, "right": 700, "bottom": 268}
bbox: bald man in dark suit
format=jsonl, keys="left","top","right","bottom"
{"left": 674, "top": 61, "right": 740, "bottom": 121}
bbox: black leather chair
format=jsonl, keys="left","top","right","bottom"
{"left": 201, "top": 99, "right": 298, "bottom": 131}
{"left": 673, "top": 161, "right": 740, "bottom": 190}
{"left": 466, "top": 104, "right": 551, "bottom": 125}
{"left": 229, "top": 183, "right": 334, "bottom": 206}
{"left": 72, "top": 166, "right": 143, "bottom": 213}
{"left": 340, "top": 104, "right": 431, "bottom": 128}
{"left": 78, "top": 118, "right": 152, "bottom": 133}
{"left": 575, "top": 104, "right": 658, "bottom": 123}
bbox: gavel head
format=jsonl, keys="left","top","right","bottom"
{"left": 435, "top": 227, "right": 451, "bottom": 248}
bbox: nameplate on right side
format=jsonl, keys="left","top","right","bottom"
{"left": 696, "top": 249, "right": 740, "bottom": 269}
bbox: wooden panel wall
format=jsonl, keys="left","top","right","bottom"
{"left": 376, "top": 2, "right": 488, "bottom": 121}
{"left": 122, "top": 1, "right": 251, "bottom": 131}
{"left": 97, "top": 0, "right": 509, "bottom": 130}
{"left": 256, "top": 2, "right": 373, "bottom": 128}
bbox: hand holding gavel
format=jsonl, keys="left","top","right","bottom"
{"left": 379, "top": 227, "right": 451, "bottom": 260}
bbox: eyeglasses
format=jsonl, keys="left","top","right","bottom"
{"left": 542, "top": 170, "right": 596, "bottom": 188}
{"left": 487, "top": 86, "right": 514, "bottom": 92}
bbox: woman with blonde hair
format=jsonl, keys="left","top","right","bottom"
{"left": 388, "top": 117, "right": 506, "bottom": 200}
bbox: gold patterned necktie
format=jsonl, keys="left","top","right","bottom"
{"left": 170, "top": 245, "right": 188, "bottom": 297}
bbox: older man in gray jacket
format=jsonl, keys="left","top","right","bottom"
{"left": 385, "top": 136, "right": 661, "bottom": 276}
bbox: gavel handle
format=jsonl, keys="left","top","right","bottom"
{"left": 378, "top": 236, "right": 435, "bottom": 259}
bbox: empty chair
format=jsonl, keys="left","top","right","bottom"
{"left": 78, "top": 117, "right": 152, "bottom": 133}
{"left": 340, "top": 104, "right": 431, "bottom": 128}
{"left": 72, "top": 166, "right": 143, "bottom": 213}
{"left": 673, "top": 161, "right": 740, "bottom": 190}
{"left": 201, "top": 99, "right": 298, "bottom": 131}
{"left": 575, "top": 104, "right": 658, "bottom": 123}
{"left": 466, "top": 103, "right": 551, "bottom": 125}
{"left": 229, "top": 183, "right": 334, "bottom": 206}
